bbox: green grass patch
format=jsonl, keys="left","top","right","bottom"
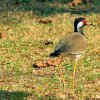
{"left": 0, "top": 0, "right": 100, "bottom": 99}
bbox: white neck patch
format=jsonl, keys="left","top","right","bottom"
{"left": 77, "top": 21, "right": 83, "bottom": 32}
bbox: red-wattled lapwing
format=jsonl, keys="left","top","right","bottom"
{"left": 50, "top": 17, "right": 92, "bottom": 87}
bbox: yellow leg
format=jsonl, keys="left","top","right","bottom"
{"left": 72, "top": 60, "right": 77, "bottom": 88}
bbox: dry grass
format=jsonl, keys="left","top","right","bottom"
{"left": 0, "top": 1, "right": 100, "bottom": 100}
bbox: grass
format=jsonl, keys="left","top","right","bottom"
{"left": 0, "top": 0, "right": 100, "bottom": 100}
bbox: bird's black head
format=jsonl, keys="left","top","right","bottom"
{"left": 74, "top": 17, "right": 90, "bottom": 35}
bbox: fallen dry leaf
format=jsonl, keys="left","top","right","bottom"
{"left": 47, "top": 58, "right": 62, "bottom": 66}
{"left": 33, "top": 61, "right": 49, "bottom": 68}
{"left": 38, "top": 18, "right": 54, "bottom": 24}
{"left": 44, "top": 40, "right": 53, "bottom": 45}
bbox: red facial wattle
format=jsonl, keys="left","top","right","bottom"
{"left": 82, "top": 19, "right": 91, "bottom": 25}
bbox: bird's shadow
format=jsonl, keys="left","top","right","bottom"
{"left": 0, "top": 90, "right": 30, "bottom": 100}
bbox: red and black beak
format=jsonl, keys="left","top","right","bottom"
{"left": 82, "top": 19, "right": 95, "bottom": 26}
{"left": 82, "top": 19, "right": 91, "bottom": 25}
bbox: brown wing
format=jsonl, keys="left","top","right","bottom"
{"left": 54, "top": 33, "right": 87, "bottom": 55}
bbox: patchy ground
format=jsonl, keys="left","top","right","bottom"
{"left": 0, "top": 0, "right": 100, "bottom": 100}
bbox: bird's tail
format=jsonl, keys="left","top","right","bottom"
{"left": 49, "top": 52, "right": 60, "bottom": 58}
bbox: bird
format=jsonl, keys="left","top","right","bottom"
{"left": 50, "top": 17, "right": 92, "bottom": 87}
